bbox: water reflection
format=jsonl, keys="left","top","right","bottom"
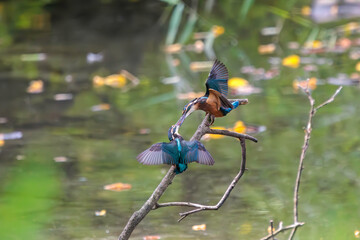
{"left": 0, "top": 0, "right": 360, "bottom": 240}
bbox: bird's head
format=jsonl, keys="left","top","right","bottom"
{"left": 177, "top": 98, "right": 200, "bottom": 125}
{"left": 168, "top": 125, "right": 181, "bottom": 141}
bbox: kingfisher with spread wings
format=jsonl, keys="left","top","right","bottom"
{"left": 137, "top": 126, "right": 214, "bottom": 174}
{"left": 175, "top": 60, "right": 246, "bottom": 128}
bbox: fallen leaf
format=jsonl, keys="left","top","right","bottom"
{"left": 304, "top": 40, "right": 322, "bottom": 49}
{"left": 228, "top": 77, "right": 249, "bottom": 89}
{"left": 192, "top": 224, "right": 206, "bottom": 231}
{"left": 54, "top": 156, "right": 68, "bottom": 163}
{"left": 95, "top": 209, "right": 106, "bottom": 216}
{"left": 93, "top": 74, "right": 127, "bottom": 88}
{"left": 54, "top": 93, "right": 73, "bottom": 101}
{"left": 258, "top": 44, "right": 276, "bottom": 54}
{"left": 232, "top": 121, "right": 246, "bottom": 134}
{"left": 104, "top": 182, "right": 132, "bottom": 191}
{"left": 91, "top": 103, "right": 110, "bottom": 112}
{"left": 301, "top": 6, "right": 311, "bottom": 16}
{"left": 211, "top": 25, "right": 225, "bottom": 37}
{"left": 177, "top": 92, "right": 204, "bottom": 100}
{"left": 355, "top": 230, "right": 360, "bottom": 238}
{"left": 267, "top": 226, "right": 276, "bottom": 234}
{"left": 356, "top": 62, "right": 360, "bottom": 71}
{"left": 143, "top": 236, "right": 161, "bottom": 240}
{"left": 164, "top": 43, "right": 182, "bottom": 54}
{"left": 27, "top": 80, "right": 44, "bottom": 94}
{"left": 0, "top": 140, "right": 4, "bottom": 147}
{"left": 282, "top": 55, "right": 300, "bottom": 68}
{"left": 189, "top": 61, "right": 213, "bottom": 72}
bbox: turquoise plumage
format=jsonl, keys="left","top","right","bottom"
{"left": 137, "top": 133, "right": 214, "bottom": 174}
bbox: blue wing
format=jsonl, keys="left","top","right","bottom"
{"left": 206, "top": 59, "right": 229, "bottom": 96}
{"left": 137, "top": 142, "right": 178, "bottom": 165}
{"left": 181, "top": 140, "right": 215, "bottom": 165}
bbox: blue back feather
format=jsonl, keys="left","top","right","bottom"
{"left": 206, "top": 59, "right": 229, "bottom": 96}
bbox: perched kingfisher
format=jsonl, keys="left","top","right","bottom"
{"left": 137, "top": 126, "right": 214, "bottom": 174}
{"left": 175, "top": 59, "right": 244, "bottom": 127}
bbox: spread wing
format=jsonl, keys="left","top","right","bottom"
{"left": 137, "top": 142, "right": 178, "bottom": 165}
{"left": 181, "top": 140, "right": 215, "bottom": 165}
{"left": 206, "top": 59, "right": 229, "bottom": 97}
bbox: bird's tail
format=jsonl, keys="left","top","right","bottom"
{"left": 175, "top": 163, "right": 188, "bottom": 174}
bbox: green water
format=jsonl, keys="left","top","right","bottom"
{"left": 0, "top": 1, "right": 360, "bottom": 239}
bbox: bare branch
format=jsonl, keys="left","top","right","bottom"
{"left": 260, "top": 222, "right": 305, "bottom": 240}
{"left": 155, "top": 138, "right": 248, "bottom": 222}
{"left": 206, "top": 128, "right": 258, "bottom": 143}
{"left": 260, "top": 84, "right": 342, "bottom": 240}
{"left": 315, "top": 86, "right": 343, "bottom": 111}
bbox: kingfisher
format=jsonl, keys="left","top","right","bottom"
{"left": 137, "top": 126, "right": 214, "bottom": 174}
{"left": 175, "top": 59, "right": 245, "bottom": 128}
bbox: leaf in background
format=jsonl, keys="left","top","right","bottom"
{"left": 178, "top": 9, "right": 197, "bottom": 44}
{"left": 192, "top": 223, "right": 206, "bottom": 231}
{"left": 104, "top": 182, "right": 132, "bottom": 191}
{"left": 282, "top": 55, "right": 300, "bottom": 68}
{"left": 239, "top": 0, "right": 254, "bottom": 21}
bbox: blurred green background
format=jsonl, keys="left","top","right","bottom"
{"left": 0, "top": 0, "right": 360, "bottom": 239}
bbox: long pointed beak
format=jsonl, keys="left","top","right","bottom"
{"left": 176, "top": 113, "right": 187, "bottom": 126}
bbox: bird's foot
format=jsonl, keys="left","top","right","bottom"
{"left": 207, "top": 115, "right": 215, "bottom": 126}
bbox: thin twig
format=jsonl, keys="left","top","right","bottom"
{"left": 155, "top": 138, "right": 247, "bottom": 222}
{"left": 260, "top": 84, "right": 342, "bottom": 240}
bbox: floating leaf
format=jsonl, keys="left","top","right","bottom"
{"left": 27, "top": 80, "right": 44, "bottom": 94}
{"left": 143, "top": 236, "right": 161, "bottom": 240}
{"left": 232, "top": 121, "right": 246, "bottom": 134}
{"left": 54, "top": 93, "right": 73, "bottom": 101}
{"left": 54, "top": 156, "right": 68, "bottom": 163}
{"left": 189, "top": 61, "right": 213, "bottom": 72}
{"left": 258, "top": 44, "right": 276, "bottom": 54}
{"left": 301, "top": 6, "right": 311, "bottom": 16}
{"left": 93, "top": 74, "right": 126, "bottom": 88}
{"left": 355, "top": 62, "right": 360, "bottom": 71}
{"left": 267, "top": 226, "right": 276, "bottom": 234}
{"left": 163, "top": 43, "right": 182, "bottom": 53}
{"left": 211, "top": 25, "right": 225, "bottom": 37}
{"left": 228, "top": 77, "right": 249, "bottom": 89}
{"left": 95, "top": 209, "right": 106, "bottom": 216}
{"left": 304, "top": 40, "right": 322, "bottom": 49}
{"left": 91, "top": 104, "right": 110, "bottom": 112}
{"left": 282, "top": 55, "right": 300, "bottom": 68}
{"left": 192, "top": 224, "right": 206, "bottom": 231}
{"left": 355, "top": 230, "right": 360, "bottom": 238}
{"left": 177, "top": 92, "right": 204, "bottom": 100}
{"left": 0, "top": 140, "right": 4, "bottom": 147}
{"left": 104, "top": 182, "right": 132, "bottom": 191}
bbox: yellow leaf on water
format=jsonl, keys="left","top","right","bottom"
{"left": 91, "top": 103, "right": 111, "bottom": 112}
{"left": 143, "top": 236, "right": 161, "bottom": 240}
{"left": 232, "top": 121, "right": 246, "bottom": 134}
{"left": 104, "top": 74, "right": 126, "bottom": 88}
{"left": 301, "top": 6, "right": 312, "bottom": 16}
{"left": 0, "top": 140, "right": 4, "bottom": 147}
{"left": 164, "top": 43, "right": 182, "bottom": 54}
{"left": 258, "top": 44, "right": 276, "bottom": 54}
{"left": 355, "top": 62, "right": 360, "bottom": 71}
{"left": 27, "top": 80, "right": 44, "bottom": 94}
{"left": 228, "top": 77, "right": 249, "bottom": 89}
{"left": 192, "top": 224, "right": 206, "bottom": 231}
{"left": 95, "top": 209, "right": 106, "bottom": 216}
{"left": 282, "top": 55, "right": 300, "bottom": 68}
{"left": 304, "top": 40, "right": 322, "bottom": 49}
{"left": 211, "top": 25, "right": 225, "bottom": 37}
{"left": 104, "top": 182, "right": 132, "bottom": 191}
{"left": 93, "top": 76, "right": 105, "bottom": 87}
{"left": 267, "top": 226, "right": 276, "bottom": 234}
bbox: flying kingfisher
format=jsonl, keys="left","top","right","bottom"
{"left": 175, "top": 59, "right": 246, "bottom": 128}
{"left": 137, "top": 126, "right": 214, "bottom": 174}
